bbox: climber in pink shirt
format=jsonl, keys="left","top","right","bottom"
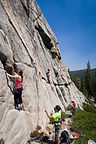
{"left": 7, "top": 70, "right": 23, "bottom": 110}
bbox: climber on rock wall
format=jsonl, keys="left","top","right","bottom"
{"left": 7, "top": 70, "right": 23, "bottom": 110}
{"left": 46, "top": 68, "right": 50, "bottom": 84}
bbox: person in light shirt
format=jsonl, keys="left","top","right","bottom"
{"left": 45, "top": 105, "right": 61, "bottom": 144}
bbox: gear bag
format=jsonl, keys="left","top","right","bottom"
{"left": 60, "top": 130, "right": 71, "bottom": 144}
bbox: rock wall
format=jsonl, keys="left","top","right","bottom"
{"left": 0, "top": 0, "right": 85, "bottom": 143}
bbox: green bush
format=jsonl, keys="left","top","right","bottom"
{"left": 36, "top": 125, "right": 41, "bottom": 131}
{"left": 71, "top": 103, "right": 96, "bottom": 144}
{"left": 30, "top": 125, "right": 41, "bottom": 138}
{"left": 30, "top": 125, "right": 41, "bottom": 137}
{"left": 87, "top": 99, "right": 94, "bottom": 105}
{"left": 0, "top": 138, "right": 5, "bottom": 144}
{"left": 30, "top": 130, "right": 39, "bottom": 138}
{"left": 83, "top": 103, "right": 96, "bottom": 113}
{"left": 61, "top": 111, "right": 68, "bottom": 120}
{"left": 66, "top": 104, "right": 73, "bottom": 110}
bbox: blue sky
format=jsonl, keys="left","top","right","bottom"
{"left": 37, "top": 0, "right": 96, "bottom": 71}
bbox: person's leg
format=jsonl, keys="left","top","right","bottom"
{"left": 18, "top": 90, "right": 23, "bottom": 109}
{"left": 15, "top": 89, "right": 21, "bottom": 109}
{"left": 14, "top": 91, "right": 19, "bottom": 109}
{"left": 48, "top": 77, "right": 50, "bottom": 84}
{"left": 55, "top": 125, "right": 60, "bottom": 144}
{"left": 72, "top": 108, "right": 75, "bottom": 115}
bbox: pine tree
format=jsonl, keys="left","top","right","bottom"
{"left": 85, "top": 60, "right": 93, "bottom": 98}
{"left": 73, "top": 77, "right": 81, "bottom": 90}
{"left": 93, "top": 72, "right": 96, "bottom": 103}
{"left": 80, "top": 79, "right": 88, "bottom": 96}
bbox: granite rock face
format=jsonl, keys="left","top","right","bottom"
{"left": 0, "top": 0, "right": 85, "bottom": 143}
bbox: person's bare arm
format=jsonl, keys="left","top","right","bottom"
{"left": 7, "top": 73, "right": 19, "bottom": 78}
{"left": 45, "top": 109, "right": 54, "bottom": 119}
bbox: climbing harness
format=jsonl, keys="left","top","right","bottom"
{"left": 52, "top": 119, "right": 62, "bottom": 125}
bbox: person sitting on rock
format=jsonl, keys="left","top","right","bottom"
{"left": 45, "top": 105, "right": 61, "bottom": 144}
{"left": 7, "top": 70, "right": 23, "bottom": 110}
{"left": 46, "top": 68, "right": 50, "bottom": 84}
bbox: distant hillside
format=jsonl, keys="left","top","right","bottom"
{"left": 70, "top": 68, "right": 96, "bottom": 79}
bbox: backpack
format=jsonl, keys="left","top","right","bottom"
{"left": 60, "top": 130, "right": 71, "bottom": 144}
{"left": 46, "top": 72, "right": 50, "bottom": 77}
